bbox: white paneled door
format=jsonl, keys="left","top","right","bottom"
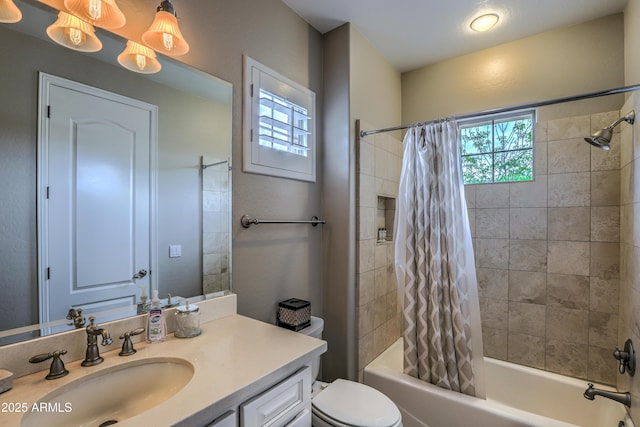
{"left": 38, "top": 74, "right": 157, "bottom": 330}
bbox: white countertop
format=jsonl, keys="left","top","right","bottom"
{"left": 0, "top": 314, "right": 327, "bottom": 427}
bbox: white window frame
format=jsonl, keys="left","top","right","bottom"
{"left": 459, "top": 109, "right": 535, "bottom": 185}
{"left": 243, "top": 56, "right": 316, "bottom": 182}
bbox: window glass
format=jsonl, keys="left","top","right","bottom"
{"left": 460, "top": 111, "right": 534, "bottom": 184}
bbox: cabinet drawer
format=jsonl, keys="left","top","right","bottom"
{"left": 241, "top": 366, "right": 311, "bottom": 427}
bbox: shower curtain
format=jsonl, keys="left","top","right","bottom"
{"left": 394, "top": 121, "right": 486, "bottom": 398}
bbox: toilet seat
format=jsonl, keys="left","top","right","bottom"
{"left": 311, "top": 379, "right": 402, "bottom": 427}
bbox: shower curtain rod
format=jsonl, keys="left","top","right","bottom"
{"left": 359, "top": 83, "right": 640, "bottom": 138}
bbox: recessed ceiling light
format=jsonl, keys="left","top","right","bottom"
{"left": 470, "top": 13, "right": 499, "bottom": 32}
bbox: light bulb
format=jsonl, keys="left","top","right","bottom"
{"left": 135, "top": 54, "right": 147, "bottom": 71}
{"left": 88, "top": 0, "right": 102, "bottom": 20}
{"left": 117, "top": 40, "right": 162, "bottom": 74}
{"left": 162, "top": 33, "right": 174, "bottom": 51}
{"left": 64, "top": 0, "right": 125, "bottom": 29}
{"left": 47, "top": 12, "right": 102, "bottom": 52}
{"left": 66, "top": 27, "right": 85, "bottom": 46}
{"left": 470, "top": 13, "right": 499, "bottom": 32}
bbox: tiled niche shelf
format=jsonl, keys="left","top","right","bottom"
{"left": 377, "top": 196, "right": 395, "bottom": 244}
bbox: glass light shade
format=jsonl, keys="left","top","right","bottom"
{"left": 0, "top": 0, "right": 22, "bottom": 23}
{"left": 64, "top": 0, "right": 126, "bottom": 29}
{"left": 117, "top": 40, "right": 162, "bottom": 74}
{"left": 470, "top": 13, "right": 499, "bottom": 32}
{"left": 46, "top": 12, "right": 102, "bottom": 52}
{"left": 142, "top": 10, "right": 189, "bottom": 56}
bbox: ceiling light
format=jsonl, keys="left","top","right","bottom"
{"left": 118, "top": 40, "right": 162, "bottom": 74}
{"left": 470, "top": 13, "right": 499, "bottom": 32}
{"left": 0, "top": 0, "right": 22, "bottom": 23}
{"left": 142, "top": 0, "right": 189, "bottom": 56}
{"left": 46, "top": 11, "right": 102, "bottom": 52}
{"left": 64, "top": 0, "right": 126, "bottom": 29}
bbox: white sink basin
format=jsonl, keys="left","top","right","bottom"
{"left": 21, "top": 357, "right": 194, "bottom": 427}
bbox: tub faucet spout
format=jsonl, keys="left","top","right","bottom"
{"left": 583, "top": 383, "right": 631, "bottom": 407}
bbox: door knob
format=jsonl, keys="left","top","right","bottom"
{"left": 132, "top": 269, "right": 147, "bottom": 280}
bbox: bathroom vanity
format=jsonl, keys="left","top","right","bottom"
{"left": 0, "top": 295, "right": 326, "bottom": 427}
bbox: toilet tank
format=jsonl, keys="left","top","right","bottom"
{"left": 298, "top": 316, "right": 323, "bottom": 381}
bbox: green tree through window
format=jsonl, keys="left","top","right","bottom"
{"left": 460, "top": 111, "right": 534, "bottom": 184}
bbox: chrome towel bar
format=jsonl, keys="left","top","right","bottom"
{"left": 241, "top": 214, "right": 326, "bottom": 228}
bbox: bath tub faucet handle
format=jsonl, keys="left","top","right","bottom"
{"left": 614, "top": 339, "right": 635, "bottom": 376}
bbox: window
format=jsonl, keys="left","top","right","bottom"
{"left": 243, "top": 56, "right": 316, "bottom": 182}
{"left": 459, "top": 110, "right": 535, "bottom": 184}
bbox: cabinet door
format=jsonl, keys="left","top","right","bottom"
{"left": 206, "top": 410, "right": 237, "bottom": 427}
{"left": 241, "top": 366, "right": 311, "bottom": 427}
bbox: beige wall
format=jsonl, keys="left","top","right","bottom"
{"left": 402, "top": 14, "right": 624, "bottom": 124}
{"left": 625, "top": 0, "right": 640, "bottom": 85}
{"left": 350, "top": 26, "right": 403, "bottom": 381}
{"left": 350, "top": 28, "right": 403, "bottom": 134}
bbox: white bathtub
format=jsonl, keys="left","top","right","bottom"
{"left": 364, "top": 339, "right": 634, "bottom": 427}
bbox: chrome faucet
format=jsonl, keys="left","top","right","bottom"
{"left": 583, "top": 383, "right": 631, "bottom": 407}
{"left": 81, "top": 316, "right": 113, "bottom": 367}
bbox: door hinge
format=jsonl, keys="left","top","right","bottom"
{"left": 250, "top": 83, "right": 254, "bottom": 98}
{"left": 250, "top": 128, "right": 253, "bottom": 142}
{"left": 47, "top": 105, "right": 51, "bottom": 118}
{"left": 46, "top": 186, "right": 50, "bottom": 199}
{"left": 46, "top": 267, "right": 50, "bottom": 280}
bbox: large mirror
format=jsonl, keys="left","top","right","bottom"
{"left": 0, "top": 1, "right": 232, "bottom": 345}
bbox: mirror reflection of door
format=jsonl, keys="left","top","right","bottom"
{"left": 38, "top": 74, "right": 158, "bottom": 332}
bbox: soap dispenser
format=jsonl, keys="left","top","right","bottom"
{"left": 147, "top": 290, "right": 166, "bottom": 343}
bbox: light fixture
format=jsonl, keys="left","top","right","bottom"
{"left": 117, "top": 40, "right": 162, "bottom": 74}
{"left": 142, "top": 0, "right": 189, "bottom": 56}
{"left": 46, "top": 11, "right": 102, "bottom": 52}
{"left": 63, "top": 0, "right": 126, "bottom": 29}
{"left": 0, "top": 0, "right": 22, "bottom": 23}
{"left": 470, "top": 13, "right": 499, "bottom": 32}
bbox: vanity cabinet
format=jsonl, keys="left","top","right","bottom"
{"left": 206, "top": 410, "right": 237, "bottom": 427}
{"left": 240, "top": 366, "right": 311, "bottom": 427}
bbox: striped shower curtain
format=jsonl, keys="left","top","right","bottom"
{"left": 394, "top": 121, "right": 485, "bottom": 398}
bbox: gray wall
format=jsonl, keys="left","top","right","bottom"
{"left": 173, "top": 0, "right": 325, "bottom": 325}
{"left": 322, "top": 24, "right": 356, "bottom": 381}
{"left": 0, "top": 25, "right": 229, "bottom": 330}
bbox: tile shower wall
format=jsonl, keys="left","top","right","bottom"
{"left": 202, "top": 158, "right": 231, "bottom": 294}
{"left": 470, "top": 110, "right": 622, "bottom": 385}
{"left": 356, "top": 120, "right": 403, "bottom": 380}
{"left": 618, "top": 93, "right": 640, "bottom": 418}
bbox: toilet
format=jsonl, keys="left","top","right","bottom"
{"left": 299, "top": 316, "right": 402, "bottom": 427}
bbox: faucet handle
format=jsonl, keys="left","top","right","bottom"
{"left": 29, "top": 350, "right": 69, "bottom": 380}
{"left": 613, "top": 339, "right": 635, "bottom": 376}
{"left": 119, "top": 328, "right": 145, "bottom": 356}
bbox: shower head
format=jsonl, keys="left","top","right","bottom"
{"left": 584, "top": 110, "right": 635, "bottom": 150}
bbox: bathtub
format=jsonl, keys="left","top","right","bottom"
{"left": 364, "top": 339, "right": 634, "bottom": 427}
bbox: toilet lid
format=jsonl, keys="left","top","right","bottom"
{"left": 312, "top": 379, "right": 401, "bottom": 427}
